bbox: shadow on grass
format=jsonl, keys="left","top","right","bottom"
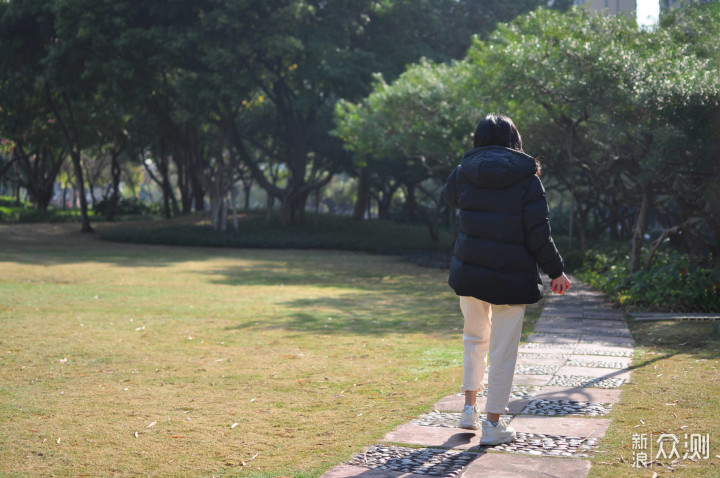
{"left": 627, "top": 317, "right": 720, "bottom": 360}
{"left": 225, "top": 288, "right": 461, "bottom": 337}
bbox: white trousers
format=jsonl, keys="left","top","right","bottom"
{"left": 459, "top": 296, "right": 525, "bottom": 414}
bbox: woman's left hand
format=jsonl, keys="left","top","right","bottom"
{"left": 550, "top": 273, "right": 571, "bottom": 295}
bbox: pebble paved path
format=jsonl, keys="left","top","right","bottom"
{"left": 322, "top": 278, "right": 634, "bottom": 478}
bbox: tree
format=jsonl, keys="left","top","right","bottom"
{"left": 337, "top": 5, "right": 720, "bottom": 266}
{"left": 334, "top": 60, "right": 477, "bottom": 231}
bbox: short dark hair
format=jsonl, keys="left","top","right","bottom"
{"left": 473, "top": 114, "right": 523, "bottom": 152}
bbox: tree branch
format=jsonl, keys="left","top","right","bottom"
{"left": 644, "top": 217, "right": 704, "bottom": 270}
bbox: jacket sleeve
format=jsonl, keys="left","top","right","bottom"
{"left": 522, "top": 175, "right": 564, "bottom": 279}
{"left": 441, "top": 166, "right": 460, "bottom": 209}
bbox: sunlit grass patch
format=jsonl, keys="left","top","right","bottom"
{"left": 0, "top": 229, "right": 464, "bottom": 476}
{"left": 589, "top": 319, "right": 720, "bottom": 478}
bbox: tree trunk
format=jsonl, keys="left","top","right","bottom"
{"left": 568, "top": 177, "right": 576, "bottom": 246}
{"left": 630, "top": 188, "right": 651, "bottom": 273}
{"left": 172, "top": 153, "right": 192, "bottom": 214}
{"left": 405, "top": 182, "right": 417, "bottom": 222}
{"left": 644, "top": 218, "right": 702, "bottom": 270}
{"left": 378, "top": 193, "right": 392, "bottom": 220}
{"left": 266, "top": 191, "right": 274, "bottom": 225}
{"left": 70, "top": 151, "right": 93, "bottom": 233}
{"left": 244, "top": 183, "right": 252, "bottom": 212}
{"left": 85, "top": 163, "right": 98, "bottom": 211}
{"left": 220, "top": 197, "right": 228, "bottom": 232}
{"left": 106, "top": 151, "right": 122, "bottom": 222}
{"left": 231, "top": 186, "right": 239, "bottom": 230}
{"left": 353, "top": 167, "right": 369, "bottom": 221}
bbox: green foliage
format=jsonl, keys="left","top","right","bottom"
{"left": 0, "top": 196, "right": 27, "bottom": 208}
{"left": 334, "top": 60, "right": 478, "bottom": 175}
{"left": 93, "top": 197, "right": 159, "bottom": 217}
{"left": 100, "top": 213, "right": 453, "bottom": 252}
{"left": 0, "top": 201, "right": 89, "bottom": 224}
{"left": 578, "top": 244, "right": 720, "bottom": 312}
{"left": 551, "top": 235, "right": 585, "bottom": 273}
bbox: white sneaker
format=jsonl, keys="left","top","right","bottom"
{"left": 480, "top": 417, "right": 516, "bottom": 445}
{"left": 458, "top": 405, "right": 480, "bottom": 430}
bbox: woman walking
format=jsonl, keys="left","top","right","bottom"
{"left": 441, "top": 114, "right": 571, "bottom": 445}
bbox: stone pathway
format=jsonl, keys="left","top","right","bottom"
{"left": 322, "top": 279, "right": 634, "bottom": 478}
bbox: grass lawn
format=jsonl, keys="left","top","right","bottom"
{"left": 1, "top": 221, "right": 534, "bottom": 477}
{"left": 5, "top": 220, "right": 717, "bottom": 476}
{"left": 589, "top": 319, "right": 720, "bottom": 477}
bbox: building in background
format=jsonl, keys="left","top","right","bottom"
{"left": 574, "top": 0, "right": 637, "bottom": 18}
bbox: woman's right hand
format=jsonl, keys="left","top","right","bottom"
{"left": 550, "top": 273, "right": 571, "bottom": 295}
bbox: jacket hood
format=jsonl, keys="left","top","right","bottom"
{"left": 459, "top": 146, "right": 537, "bottom": 188}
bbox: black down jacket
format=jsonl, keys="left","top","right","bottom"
{"left": 441, "top": 145, "right": 564, "bottom": 305}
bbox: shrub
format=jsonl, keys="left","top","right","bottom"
{"left": 94, "top": 197, "right": 159, "bottom": 216}
{"left": 578, "top": 244, "right": 720, "bottom": 312}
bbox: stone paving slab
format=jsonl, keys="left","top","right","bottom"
{"left": 461, "top": 449, "right": 591, "bottom": 477}
{"left": 582, "top": 312, "right": 624, "bottom": 321}
{"left": 548, "top": 375, "right": 625, "bottom": 389}
{"left": 581, "top": 319, "right": 625, "bottom": 328}
{"left": 581, "top": 326, "right": 632, "bottom": 337}
{"left": 514, "top": 364, "right": 561, "bottom": 375}
{"left": 322, "top": 464, "right": 427, "bottom": 478}
{"left": 535, "top": 318, "right": 583, "bottom": 325}
{"left": 432, "top": 395, "right": 531, "bottom": 413}
{"left": 540, "top": 308, "right": 585, "bottom": 316}
{"left": 517, "top": 352, "right": 571, "bottom": 361}
{"left": 533, "top": 325, "right": 584, "bottom": 334}
{"left": 381, "top": 423, "right": 483, "bottom": 450}
{"left": 526, "top": 333, "right": 580, "bottom": 344}
{"left": 573, "top": 344, "right": 634, "bottom": 356}
{"left": 347, "top": 444, "right": 478, "bottom": 476}
{"left": 412, "top": 412, "right": 513, "bottom": 428}
{"left": 520, "top": 344, "right": 577, "bottom": 353}
{"left": 566, "top": 356, "right": 631, "bottom": 369}
{"left": 516, "top": 357, "right": 568, "bottom": 366}
{"left": 509, "top": 416, "right": 612, "bottom": 438}
{"left": 523, "top": 399, "right": 612, "bottom": 417}
{"left": 532, "top": 386, "right": 623, "bottom": 403}
{"left": 510, "top": 374, "right": 554, "bottom": 386}
{"left": 555, "top": 366, "right": 632, "bottom": 381}
{"left": 579, "top": 335, "right": 634, "bottom": 347}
